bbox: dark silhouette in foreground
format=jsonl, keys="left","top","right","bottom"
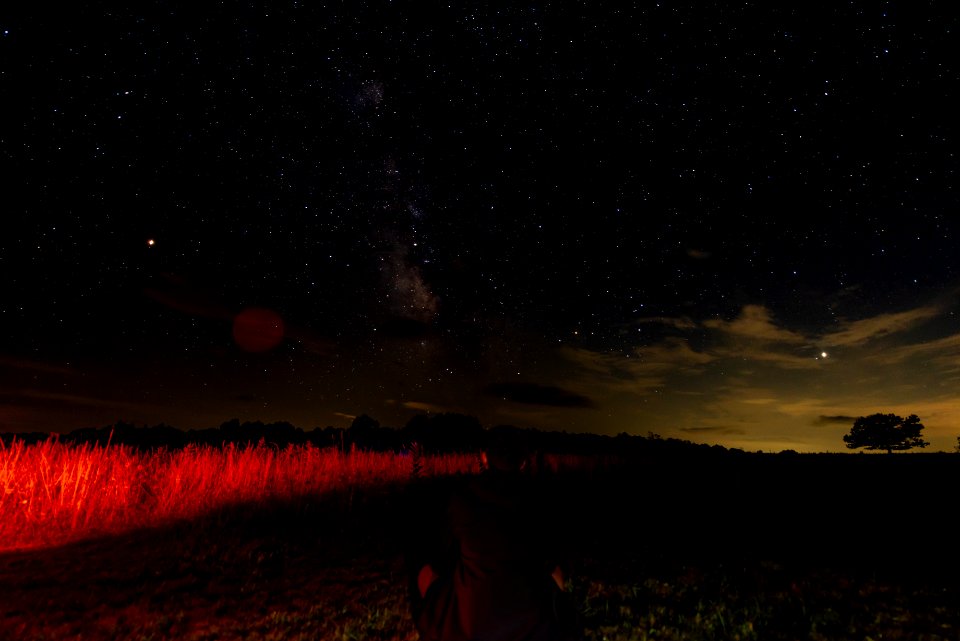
{"left": 409, "top": 427, "right": 579, "bottom": 641}
{"left": 843, "top": 413, "right": 928, "bottom": 453}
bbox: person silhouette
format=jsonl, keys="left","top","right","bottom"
{"left": 410, "top": 428, "right": 579, "bottom": 641}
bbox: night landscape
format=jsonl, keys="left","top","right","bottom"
{"left": 4, "top": 2, "right": 960, "bottom": 640}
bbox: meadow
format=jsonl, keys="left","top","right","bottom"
{"left": 0, "top": 436, "right": 482, "bottom": 552}
{"left": 1, "top": 437, "right": 958, "bottom": 640}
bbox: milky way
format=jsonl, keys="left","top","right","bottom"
{"left": 4, "top": 2, "right": 960, "bottom": 451}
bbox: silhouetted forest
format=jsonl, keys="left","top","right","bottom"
{"left": 2, "top": 413, "right": 743, "bottom": 459}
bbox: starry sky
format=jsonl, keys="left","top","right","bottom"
{"left": 5, "top": 2, "right": 960, "bottom": 452}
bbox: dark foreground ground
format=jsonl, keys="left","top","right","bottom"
{"left": 2, "top": 454, "right": 958, "bottom": 640}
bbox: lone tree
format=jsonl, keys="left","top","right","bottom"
{"left": 843, "top": 413, "right": 929, "bottom": 453}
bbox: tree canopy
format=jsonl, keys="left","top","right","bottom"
{"left": 843, "top": 413, "right": 929, "bottom": 453}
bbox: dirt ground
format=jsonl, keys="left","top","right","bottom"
{"left": 3, "top": 462, "right": 959, "bottom": 641}
{"left": 0, "top": 490, "right": 424, "bottom": 641}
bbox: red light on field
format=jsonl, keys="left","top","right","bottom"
{"left": 232, "top": 307, "right": 285, "bottom": 352}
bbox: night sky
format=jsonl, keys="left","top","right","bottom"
{"left": 5, "top": 2, "right": 960, "bottom": 452}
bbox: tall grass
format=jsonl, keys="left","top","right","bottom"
{"left": 0, "top": 437, "right": 482, "bottom": 552}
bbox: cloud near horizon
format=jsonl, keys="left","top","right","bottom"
{"left": 555, "top": 299, "right": 960, "bottom": 451}
{"left": 678, "top": 425, "right": 747, "bottom": 435}
{"left": 0, "top": 388, "right": 160, "bottom": 412}
{"left": 703, "top": 304, "right": 807, "bottom": 344}
{"left": 816, "top": 415, "right": 857, "bottom": 425}
{"left": 559, "top": 341, "right": 697, "bottom": 398}
{"left": 0, "top": 356, "right": 75, "bottom": 375}
{"left": 865, "top": 331, "right": 960, "bottom": 367}
{"left": 483, "top": 382, "right": 598, "bottom": 409}
{"left": 822, "top": 305, "right": 941, "bottom": 347}
{"left": 400, "top": 400, "right": 450, "bottom": 413}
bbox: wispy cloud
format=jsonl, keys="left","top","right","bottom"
{"left": 634, "top": 316, "right": 698, "bottom": 330}
{"left": 636, "top": 338, "right": 716, "bottom": 368}
{"left": 0, "top": 388, "right": 160, "bottom": 412}
{"left": 553, "top": 300, "right": 960, "bottom": 451}
{"left": 0, "top": 404, "right": 133, "bottom": 433}
{"left": 866, "top": 330, "right": 960, "bottom": 365}
{"left": 484, "top": 382, "right": 598, "bottom": 408}
{"left": 561, "top": 338, "right": 712, "bottom": 396}
{"left": 567, "top": 303, "right": 957, "bottom": 391}
{"left": 824, "top": 305, "right": 941, "bottom": 347}
{"left": 143, "top": 274, "right": 233, "bottom": 321}
{"left": 678, "top": 425, "right": 746, "bottom": 435}
{"left": 816, "top": 415, "right": 857, "bottom": 425}
{"left": 704, "top": 305, "right": 807, "bottom": 344}
{"left": 560, "top": 347, "right": 666, "bottom": 393}
{"left": 401, "top": 400, "right": 449, "bottom": 413}
{"left": 0, "top": 356, "right": 74, "bottom": 375}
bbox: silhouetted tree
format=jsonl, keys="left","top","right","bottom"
{"left": 349, "top": 414, "right": 380, "bottom": 434}
{"left": 309, "top": 426, "right": 346, "bottom": 449}
{"left": 401, "top": 413, "right": 432, "bottom": 446}
{"left": 400, "top": 413, "right": 484, "bottom": 452}
{"left": 346, "top": 414, "right": 400, "bottom": 450}
{"left": 843, "top": 413, "right": 929, "bottom": 453}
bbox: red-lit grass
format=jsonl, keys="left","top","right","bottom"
{"left": 0, "top": 437, "right": 483, "bottom": 552}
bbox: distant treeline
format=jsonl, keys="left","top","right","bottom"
{"left": 0, "top": 412, "right": 743, "bottom": 458}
